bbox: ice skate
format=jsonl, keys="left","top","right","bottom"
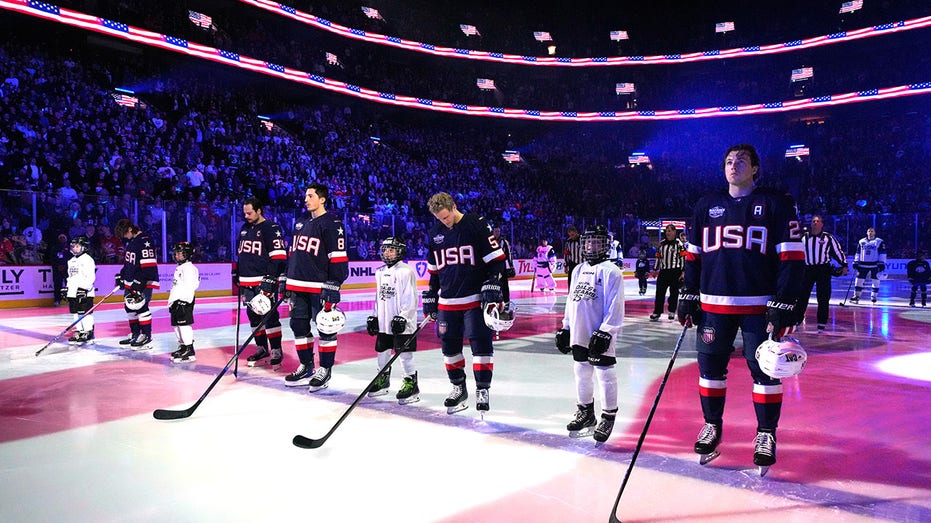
{"left": 130, "top": 333, "right": 152, "bottom": 351}
{"left": 72, "top": 330, "right": 95, "bottom": 346}
{"left": 269, "top": 348, "right": 283, "bottom": 368}
{"left": 246, "top": 346, "right": 269, "bottom": 367}
{"left": 593, "top": 410, "right": 617, "bottom": 443}
{"left": 118, "top": 334, "right": 137, "bottom": 346}
{"left": 566, "top": 403, "right": 596, "bottom": 438}
{"left": 649, "top": 314, "right": 660, "bottom": 322}
{"left": 284, "top": 364, "right": 312, "bottom": 387}
{"left": 444, "top": 383, "right": 468, "bottom": 414}
{"left": 667, "top": 314, "right": 675, "bottom": 321}
{"left": 695, "top": 422, "right": 722, "bottom": 465}
{"left": 396, "top": 372, "right": 420, "bottom": 405}
{"left": 849, "top": 295, "right": 859, "bottom": 304}
{"left": 753, "top": 430, "right": 776, "bottom": 476}
{"left": 871, "top": 295, "right": 877, "bottom": 304}
{"left": 476, "top": 388, "right": 490, "bottom": 419}
{"left": 367, "top": 366, "right": 391, "bottom": 397}
{"left": 170, "top": 344, "right": 196, "bottom": 363}
{"left": 307, "top": 367, "right": 331, "bottom": 393}
{"left": 68, "top": 332, "right": 81, "bottom": 345}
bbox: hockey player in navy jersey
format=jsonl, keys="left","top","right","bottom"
{"left": 236, "top": 197, "right": 288, "bottom": 368}
{"left": 283, "top": 184, "right": 348, "bottom": 391}
{"left": 424, "top": 192, "right": 507, "bottom": 414}
{"left": 678, "top": 144, "right": 804, "bottom": 472}
{"left": 114, "top": 219, "right": 159, "bottom": 350}
{"left": 556, "top": 225, "right": 625, "bottom": 443}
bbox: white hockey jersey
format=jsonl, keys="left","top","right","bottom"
{"left": 855, "top": 236, "right": 886, "bottom": 267}
{"left": 168, "top": 262, "right": 200, "bottom": 305}
{"left": 562, "top": 260, "right": 625, "bottom": 351}
{"left": 66, "top": 253, "right": 96, "bottom": 298}
{"left": 374, "top": 261, "right": 418, "bottom": 335}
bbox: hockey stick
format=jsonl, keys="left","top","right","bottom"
{"left": 837, "top": 276, "right": 855, "bottom": 307}
{"left": 35, "top": 285, "right": 121, "bottom": 357}
{"left": 153, "top": 295, "right": 286, "bottom": 420}
{"left": 530, "top": 266, "right": 537, "bottom": 294}
{"left": 292, "top": 315, "right": 432, "bottom": 449}
{"left": 608, "top": 324, "right": 688, "bottom": 523}
{"left": 233, "top": 286, "right": 241, "bottom": 378}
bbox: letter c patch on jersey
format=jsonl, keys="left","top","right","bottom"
{"left": 700, "top": 326, "right": 716, "bottom": 345}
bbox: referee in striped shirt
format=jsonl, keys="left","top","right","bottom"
{"left": 798, "top": 215, "right": 848, "bottom": 332}
{"left": 650, "top": 224, "right": 685, "bottom": 321}
{"left": 563, "top": 226, "right": 583, "bottom": 291}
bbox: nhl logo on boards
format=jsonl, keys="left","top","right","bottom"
{"left": 433, "top": 234, "right": 445, "bottom": 244}
{"left": 701, "top": 326, "right": 716, "bottom": 344}
{"left": 709, "top": 206, "right": 725, "bottom": 219}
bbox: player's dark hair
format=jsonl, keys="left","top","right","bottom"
{"left": 114, "top": 218, "right": 139, "bottom": 238}
{"left": 307, "top": 183, "right": 329, "bottom": 202}
{"left": 243, "top": 197, "right": 264, "bottom": 213}
{"left": 722, "top": 143, "right": 761, "bottom": 182}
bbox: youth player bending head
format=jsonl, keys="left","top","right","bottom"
{"left": 365, "top": 237, "right": 420, "bottom": 404}
{"left": 65, "top": 236, "right": 96, "bottom": 345}
{"left": 556, "top": 225, "right": 625, "bottom": 443}
{"left": 424, "top": 192, "right": 507, "bottom": 415}
{"left": 114, "top": 218, "right": 159, "bottom": 351}
{"left": 167, "top": 242, "right": 200, "bottom": 363}
{"left": 283, "top": 183, "right": 349, "bottom": 392}
{"left": 678, "top": 144, "right": 804, "bottom": 471}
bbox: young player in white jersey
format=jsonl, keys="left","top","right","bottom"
{"left": 556, "top": 225, "right": 625, "bottom": 443}
{"left": 168, "top": 242, "right": 200, "bottom": 363}
{"left": 850, "top": 227, "right": 887, "bottom": 304}
{"left": 365, "top": 237, "right": 420, "bottom": 404}
{"left": 534, "top": 238, "right": 557, "bottom": 292}
{"left": 65, "top": 236, "right": 96, "bottom": 345}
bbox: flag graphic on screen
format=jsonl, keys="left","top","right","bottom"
{"left": 790, "top": 67, "right": 813, "bottom": 82}
{"left": 839, "top": 0, "right": 863, "bottom": 14}
{"left": 326, "top": 52, "right": 340, "bottom": 66}
{"left": 476, "top": 78, "right": 496, "bottom": 90}
{"left": 616, "top": 83, "right": 636, "bottom": 94}
{"left": 502, "top": 151, "right": 521, "bottom": 162}
{"left": 533, "top": 31, "right": 553, "bottom": 42}
{"left": 460, "top": 24, "right": 479, "bottom": 36}
{"left": 715, "top": 21, "right": 735, "bottom": 33}
{"left": 609, "top": 30, "right": 629, "bottom": 41}
{"left": 361, "top": 7, "right": 383, "bottom": 20}
{"left": 188, "top": 11, "right": 212, "bottom": 29}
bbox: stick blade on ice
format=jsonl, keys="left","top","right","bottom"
{"left": 153, "top": 407, "right": 194, "bottom": 420}
{"left": 292, "top": 435, "right": 325, "bottom": 449}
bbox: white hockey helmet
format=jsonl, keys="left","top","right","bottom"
{"left": 483, "top": 302, "right": 515, "bottom": 332}
{"left": 124, "top": 292, "right": 146, "bottom": 311}
{"left": 316, "top": 306, "right": 346, "bottom": 335}
{"left": 248, "top": 293, "right": 272, "bottom": 316}
{"left": 755, "top": 337, "right": 807, "bottom": 379}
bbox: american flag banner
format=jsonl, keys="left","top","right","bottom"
{"left": 460, "top": 24, "right": 479, "bottom": 36}
{"left": 616, "top": 82, "right": 636, "bottom": 94}
{"left": 261, "top": 120, "right": 274, "bottom": 131}
{"left": 476, "top": 78, "right": 496, "bottom": 90}
{"left": 715, "top": 21, "right": 735, "bottom": 33}
{"left": 533, "top": 31, "right": 552, "bottom": 42}
{"left": 188, "top": 10, "right": 212, "bottom": 29}
{"left": 502, "top": 151, "right": 521, "bottom": 162}
{"left": 326, "top": 52, "right": 340, "bottom": 65}
{"left": 609, "top": 30, "right": 629, "bottom": 41}
{"left": 361, "top": 6, "right": 383, "bottom": 20}
{"left": 661, "top": 220, "right": 687, "bottom": 231}
{"left": 111, "top": 93, "right": 139, "bottom": 108}
{"left": 839, "top": 0, "right": 863, "bottom": 14}
{"left": 785, "top": 146, "right": 810, "bottom": 158}
{"left": 791, "top": 67, "right": 814, "bottom": 82}
{"left": 628, "top": 154, "right": 651, "bottom": 164}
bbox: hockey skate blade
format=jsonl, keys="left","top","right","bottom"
{"left": 308, "top": 383, "right": 329, "bottom": 394}
{"left": 698, "top": 450, "right": 721, "bottom": 465}
{"left": 569, "top": 427, "right": 596, "bottom": 439}
{"left": 446, "top": 403, "right": 468, "bottom": 415}
{"left": 758, "top": 465, "right": 770, "bottom": 477}
{"left": 397, "top": 394, "right": 420, "bottom": 405}
{"left": 367, "top": 389, "right": 389, "bottom": 398}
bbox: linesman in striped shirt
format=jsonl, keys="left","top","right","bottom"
{"left": 649, "top": 224, "right": 684, "bottom": 321}
{"left": 564, "top": 226, "right": 583, "bottom": 291}
{"left": 797, "top": 215, "right": 847, "bottom": 332}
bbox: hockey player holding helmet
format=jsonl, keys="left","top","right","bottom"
{"left": 65, "top": 236, "right": 96, "bottom": 345}
{"left": 167, "top": 242, "right": 200, "bottom": 363}
{"left": 365, "top": 237, "right": 421, "bottom": 404}
{"left": 114, "top": 219, "right": 159, "bottom": 350}
{"left": 556, "top": 225, "right": 625, "bottom": 443}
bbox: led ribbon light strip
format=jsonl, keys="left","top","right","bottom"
{"left": 3, "top": 0, "right": 930, "bottom": 122}
{"left": 241, "top": 0, "right": 931, "bottom": 67}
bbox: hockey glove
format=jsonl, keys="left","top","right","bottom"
{"left": 114, "top": 274, "right": 123, "bottom": 287}
{"left": 677, "top": 292, "right": 702, "bottom": 328}
{"left": 75, "top": 288, "right": 89, "bottom": 300}
{"left": 320, "top": 280, "right": 340, "bottom": 309}
{"left": 231, "top": 267, "right": 238, "bottom": 286}
{"left": 59, "top": 288, "right": 68, "bottom": 301}
{"left": 390, "top": 315, "right": 407, "bottom": 335}
{"left": 126, "top": 288, "right": 143, "bottom": 302}
{"left": 366, "top": 315, "right": 379, "bottom": 336}
{"left": 130, "top": 280, "right": 146, "bottom": 293}
{"left": 480, "top": 278, "right": 504, "bottom": 307}
{"left": 259, "top": 276, "right": 278, "bottom": 296}
{"left": 766, "top": 299, "right": 797, "bottom": 339}
{"left": 555, "top": 328, "right": 571, "bottom": 354}
{"left": 422, "top": 290, "right": 438, "bottom": 320}
{"left": 878, "top": 262, "right": 886, "bottom": 273}
{"left": 588, "top": 330, "right": 612, "bottom": 356}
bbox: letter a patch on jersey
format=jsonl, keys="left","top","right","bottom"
{"left": 700, "top": 326, "right": 716, "bottom": 344}
{"left": 753, "top": 204, "right": 765, "bottom": 217}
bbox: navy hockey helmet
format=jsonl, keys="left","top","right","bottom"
{"left": 379, "top": 237, "right": 406, "bottom": 266}
{"left": 173, "top": 242, "right": 194, "bottom": 264}
{"left": 70, "top": 235, "right": 90, "bottom": 256}
{"left": 580, "top": 225, "right": 610, "bottom": 263}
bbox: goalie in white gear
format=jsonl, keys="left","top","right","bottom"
{"left": 556, "top": 225, "right": 625, "bottom": 442}
{"left": 167, "top": 242, "right": 200, "bottom": 363}
{"left": 366, "top": 237, "right": 420, "bottom": 404}
{"left": 65, "top": 236, "right": 96, "bottom": 345}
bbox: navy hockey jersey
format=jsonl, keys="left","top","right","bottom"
{"left": 237, "top": 219, "right": 287, "bottom": 287}
{"left": 285, "top": 212, "right": 348, "bottom": 293}
{"left": 121, "top": 232, "right": 159, "bottom": 289}
{"left": 683, "top": 187, "right": 804, "bottom": 314}
{"left": 427, "top": 213, "right": 505, "bottom": 310}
